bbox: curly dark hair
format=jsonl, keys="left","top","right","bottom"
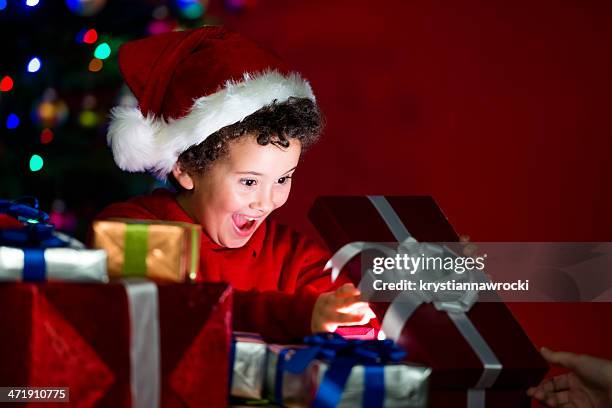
{"left": 169, "top": 97, "right": 323, "bottom": 186}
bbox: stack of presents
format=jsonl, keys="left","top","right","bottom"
{"left": 0, "top": 196, "right": 547, "bottom": 407}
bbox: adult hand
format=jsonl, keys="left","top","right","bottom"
{"left": 311, "top": 283, "right": 375, "bottom": 333}
{"left": 527, "top": 347, "right": 612, "bottom": 407}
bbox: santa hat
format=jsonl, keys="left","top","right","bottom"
{"left": 107, "top": 26, "right": 315, "bottom": 179}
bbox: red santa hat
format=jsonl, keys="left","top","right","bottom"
{"left": 107, "top": 26, "right": 315, "bottom": 179}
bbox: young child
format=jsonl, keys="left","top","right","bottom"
{"left": 96, "top": 26, "right": 373, "bottom": 342}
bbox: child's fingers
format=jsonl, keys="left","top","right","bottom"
{"left": 326, "top": 310, "right": 368, "bottom": 325}
{"left": 331, "top": 294, "right": 363, "bottom": 309}
{"left": 334, "top": 283, "right": 361, "bottom": 298}
{"left": 337, "top": 301, "right": 369, "bottom": 314}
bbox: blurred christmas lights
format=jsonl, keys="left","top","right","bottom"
{"left": 0, "top": 76, "right": 13, "bottom": 92}
{"left": 77, "top": 28, "right": 99, "bottom": 44}
{"left": 40, "top": 128, "right": 54, "bottom": 144}
{"left": 225, "top": 0, "right": 257, "bottom": 11}
{"left": 83, "top": 29, "right": 98, "bottom": 44}
{"left": 94, "top": 42, "right": 111, "bottom": 60}
{"left": 33, "top": 89, "right": 69, "bottom": 128}
{"left": 148, "top": 20, "right": 175, "bottom": 35}
{"left": 27, "top": 57, "right": 42, "bottom": 73}
{"left": 175, "top": 0, "right": 205, "bottom": 19}
{"left": 88, "top": 58, "right": 103, "bottom": 72}
{"left": 78, "top": 110, "right": 99, "bottom": 127}
{"left": 6, "top": 114, "right": 20, "bottom": 129}
{"left": 29, "top": 154, "right": 44, "bottom": 172}
{"left": 66, "top": 0, "right": 107, "bottom": 17}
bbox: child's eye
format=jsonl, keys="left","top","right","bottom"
{"left": 240, "top": 178, "right": 257, "bottom": 187}
{"left": 277, "top": 176, "right": 292, "bottom": 185}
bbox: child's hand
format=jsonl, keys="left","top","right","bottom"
{"left": 311, "top": 283, "right": 375, "bottom": 333}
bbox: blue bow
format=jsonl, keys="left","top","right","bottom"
{"left": 0, "top": 198, "right": 68, "bottom": 249}
{"left": 0, "top": 197, "right": 49, "bottom": 224}
{"left": 276, "top": 333, "right": 406, "bottom": 408}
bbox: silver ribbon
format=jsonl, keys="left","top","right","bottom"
{"left": 0, "top": 246, "right": 108, "bottom": 282}
{"left": 323, "top": 195, "right": 502, "bottom": 407}
{"left": 367, "top": 196, "right": 413, "bottom": 241}
{"left": 122, "top": 279, "right": 161, "bottom": 408}
{"left": 370, "top": 195, "right": 501, "bottom": 408}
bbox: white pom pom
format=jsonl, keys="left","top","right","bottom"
{"left": 107, "top": 106, "right": 164, "bottom": 172}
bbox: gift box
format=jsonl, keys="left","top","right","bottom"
{"left": 91, "top": 219, "right": 200, "bottom": 282}
{"left": 308, "top": 196, "right": 548, "bottom": 407}
{"left": 0, "top": 199, "right": 108, "bottom": 282}
{"left": 265, "top": 333, "right": 430, "bottom": 408}
{"left": 0, "top": 281, "right": 232, "bottom": 407}
{"left": 0, "top": 246, "right": 108, "bottom": 282}
{"left": 230, "top": 332, "right": 268, "bottom": 400}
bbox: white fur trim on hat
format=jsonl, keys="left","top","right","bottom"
{"left": 107, "top": 70, "right": 315, "bottom": 180}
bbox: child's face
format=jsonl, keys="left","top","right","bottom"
{"left": 177, "top": 136, "right": 301, "bottom": 248}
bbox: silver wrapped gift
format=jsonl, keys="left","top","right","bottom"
{"left": 0, "top": 246, "right": 108, "bottom": 282}
{"left": 265, "top": 344, "right": 431, "bottom": 408}
{"left": 231, "top": 332, "right": 268, "bottom": 399}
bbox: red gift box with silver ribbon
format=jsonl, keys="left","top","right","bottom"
{"left": 309, "top": 195, "right": 548, "bottom": 408}
{"left": 0, "top": 281, "right": 232, "bottom": 407}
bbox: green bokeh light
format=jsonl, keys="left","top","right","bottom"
{"left": 29, "top": 154, "right": 44, "bottom": 172}
{"left": 182, "top": 3, "right": 204, "bottom": 19}
{"left": 94, "top": 43, "right": 111, "bottom": 60}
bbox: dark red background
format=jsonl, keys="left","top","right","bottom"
{"left": 215, "top": 0, "right": 612, "bottom": 368}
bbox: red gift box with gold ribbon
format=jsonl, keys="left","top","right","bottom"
{"left": 309, "top": 195, "right": 548, "bottom": 407}
{"left": 0, "top": 281, "right": 232, "bottom": 407}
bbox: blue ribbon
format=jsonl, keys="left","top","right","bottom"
{"left": 22, "top": 248, "right": 46, "bottom": 281}
{"left": 277, "top": 333, "right": 406, "bottom": 407}
{"left": 364, "top": 365, "right": 385, "bottom": 408}
{"left": 275, "top": 347, "right": 294, "bottom": 404}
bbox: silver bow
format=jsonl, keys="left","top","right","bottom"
{"left": 322, "top": 196, "right": 502, "bottom": 408}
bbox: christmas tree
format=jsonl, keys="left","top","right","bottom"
{"left": 0, "top": 0, "right": 249, "bottom": 239}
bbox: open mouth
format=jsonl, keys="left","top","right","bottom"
{"left": 231, "top": 213, "right": 260, "bottom": 237}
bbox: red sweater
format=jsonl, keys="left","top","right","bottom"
{"left": 96, "top": 189, "right": 344, "bottom": 342}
